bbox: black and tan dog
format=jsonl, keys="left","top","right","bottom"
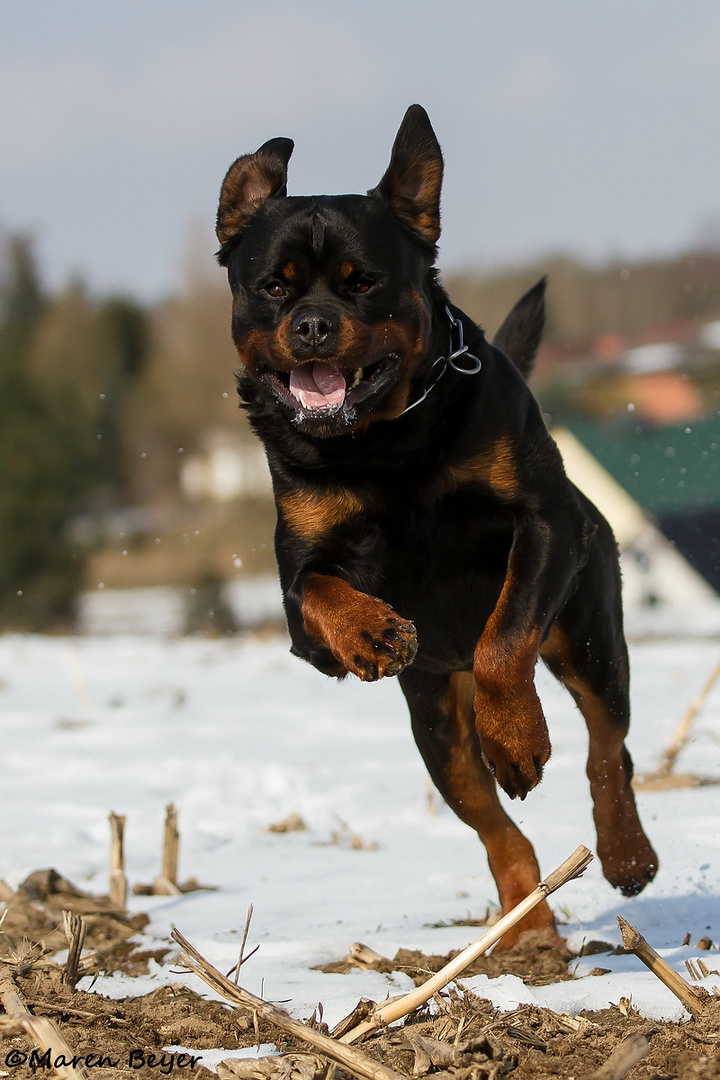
{"left": 216, "top": 105, "right": 657, "bottom": 944}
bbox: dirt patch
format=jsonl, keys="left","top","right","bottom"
{"left": 315, "top": 932, "right": 580, "bottom": 987}
{"left": 1, "top": 872, "right": 720, "bottom": 1079}
{"left": 0, "top": 868, "right": 160, "bottom": 977}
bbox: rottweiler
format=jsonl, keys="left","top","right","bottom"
{"left": 216, "top": 105, "right": 657, "bottom": 944}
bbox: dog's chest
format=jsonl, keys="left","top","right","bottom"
{"left": 378, "top": 489, "right": 512, "bottom": 667}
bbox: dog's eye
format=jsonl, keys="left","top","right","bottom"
{"left": 350, "top": 277, "right": 374, "bottom": 296}
{"left": 265, "top": 282, "right": 286, "bottom": 299}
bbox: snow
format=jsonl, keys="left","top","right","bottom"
{"left": 1, "top": 618, "right": 720, "bottom": 1051}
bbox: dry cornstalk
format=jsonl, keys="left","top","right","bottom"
{"left": 108, "top": 811, "right": 127, "bottom": 910}
{"left": 340, "top": 845, "right": 593, "bottom": 1043}
{"left": 617, "top": 916, "right": 706, "bottom": 1017}
{"left": 162, "top": 802, "right": 179, "bottom": 881}
{"left": 134, "top": 804, "right": 212, "bottom": 896}
{"left": 636, "top": 654, "right": 720, "bottom": 787}
{"left": 61, "top": 910, "right": 87, "bottom": 990}
{"left": 584, "top": 1033, "right": 649, "bottom": 1080}
{"left": 217, "top": 1054, "right": 328, "bottom": 1080}
{"left": 658, "top": 654, "right": 720, "bottom": 777}
{"left": 171, "top": 928, "right": 404, "bottom": 1080}
{"left": 153, "top": 802, "right": 182, "bottom": 895}
{"left": 0, "top": 964, "right": 90, "bottom": 1080}
{"left": 349, "top": 943, "right": 387, "bottom": 969}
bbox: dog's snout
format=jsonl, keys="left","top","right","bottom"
{"left": 291, "top": 309, "right": 339, "bottom": 354}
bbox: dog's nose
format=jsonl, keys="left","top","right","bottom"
{"left": 291, "top": 310, "right": 339, "bottom": 354}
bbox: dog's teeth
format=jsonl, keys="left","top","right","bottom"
{"left": 351, "top": 368, "right": 364, "bottom": 388}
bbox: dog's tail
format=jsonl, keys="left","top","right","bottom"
{"left": 492, "top": 277, "right": 546, "bottom": 380}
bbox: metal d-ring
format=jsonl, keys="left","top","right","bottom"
{"left": 443, "top": 306, "right": 483, "bottom": 375}
{"left": 399, "top": 306, "right": 483, "bottom": 416}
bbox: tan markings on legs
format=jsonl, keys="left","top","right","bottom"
{"left": 301, "top": 573, "right": 417, "bottom": 681}
{"left": 541, "top": 623, "right": 658, "bottom": 894}
{"left": 441, "top": 672, "right": 556, "bottom": 948}
{"left": 474, "top": 595, "right": 551, "bottom": 800}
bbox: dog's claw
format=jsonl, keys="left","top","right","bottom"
{"left": 336, "top": 605, "right": 417, "bottom": 681}
{"left": 475, "top": 677, "right": 551, "bottom": 799}
{"left": 480, "top": 732, "right": 549, "bottom": 800}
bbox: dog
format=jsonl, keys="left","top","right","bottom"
{"left": 216, "top": 105, "right": 657, "bottom": 944}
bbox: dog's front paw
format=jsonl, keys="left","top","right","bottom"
{"left": 344, "top": 605, "right": 418, "bottom": 681}
{"left": 301, "top": 574, "right": 417, "bottom": 681}
{"left": 479, "top": 729, "right": 549, "bottom": 800}
{"left": 474, "top": 684, "right": 551, "bottom": 799}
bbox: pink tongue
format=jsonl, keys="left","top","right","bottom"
{"left": 289, "top": 363, "right": 347, "bottom": 409}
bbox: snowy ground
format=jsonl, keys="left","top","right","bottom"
{"left": 2, "top": 611, "right": 720, "bottom": 1067}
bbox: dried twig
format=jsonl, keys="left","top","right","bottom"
{"left": 108, "top": 812, "right": 127, "bottom": 910}
{"left": 61, "top": 910, "right": 87, "bottom": 990}
{"left": 584, "top": 1033, "right": 649, "bottom": 1080}
{"left": 227, "top": 904, "right": 260, "bottom": 983}
{"left": 635, "top": 654, "right": 720, "bottom": 789}
{"left": 340, "top": 845, "right": 593, "bottom": 1043}
{"left": 658, "top": 654, "right": 720, "bottom": 777}
{"left": 0, "top": 963, "right": 90, "bottom": 1079}
{"left": 171, "top": 928, "right": 404, "bottom": 1080}
{"left": 618, "top": 916, "right": 707, "bottom": 1017}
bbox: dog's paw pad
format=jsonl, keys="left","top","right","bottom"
{"left": 337, "top": 603, "right": 417, "bottom": 680}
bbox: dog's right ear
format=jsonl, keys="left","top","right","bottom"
{"left": 216, "top": 137, "right": 294, "bottom": 247}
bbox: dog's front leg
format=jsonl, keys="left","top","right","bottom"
{"left": 474, "top": 501, "right": 592, "bottom": 799}
{"left": 301, "top": 573, "right": 417, "bottom": 680}
{"left": 274, "top": 499, "right": 417, "bottom": 681}
{"left": 285, "top": 571, "right": 418, "bottom": 682}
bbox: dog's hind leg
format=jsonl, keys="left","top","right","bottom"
{"left": 399, "top": 666, "right": 558, "bottom": 948}
{"left": 540, "top": 512, "right": 658, "bottom": 896}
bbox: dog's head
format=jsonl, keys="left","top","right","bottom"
{"left": 216, "top": 106, "right": 444, "bottom": 438}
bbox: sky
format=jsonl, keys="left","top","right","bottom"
{"left": 2, "top": 1, "right": 720, "bottom": 300}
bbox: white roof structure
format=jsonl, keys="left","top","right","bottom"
{"left": 551, "top": 426, "right": 716, "bottom": 607}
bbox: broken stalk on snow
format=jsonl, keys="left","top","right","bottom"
{"left": 617, "top": 916, "right": 707, "bottom": 1017}
{"left": 0, "top": 964, "right": 90, "bottom": 1080}
{"left": 134, "top": 802, "right": 216, "bottom": 896}
{"left": 635, "top": 653, "right": 720, "bottom": 789}
{"left": 108, "top": 811, "right": 127, "bottom": 910}
{"left": 153, "top": 802, "right": 182, "bottom": 896}
{"left": 171, "top": 928, "right": 405, "bottom": 1080}
{"left": 61, "top": 910, "right": 87, "bottom": 991}
{"left": 340, "top": 844, "right": 594, "bottom": 1044}
{"left": 657, "top": 654, "right": 720, "bottom": 778}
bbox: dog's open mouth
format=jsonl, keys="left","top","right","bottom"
{"left": 289, "top": 362, "right": 355, "bottom": 410}
{"left": 261, "top": 355, "right": 401, "bottom": 430}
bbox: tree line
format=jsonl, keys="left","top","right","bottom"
{"left": 1, "top": 234, "right": 719, "bottom": 628}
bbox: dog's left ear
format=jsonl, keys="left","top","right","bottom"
{"left": 372, "top": 105, "right": 443, "bottom": 245}
{"left": 216, "top": 137, "right": 295, "bottom": 246}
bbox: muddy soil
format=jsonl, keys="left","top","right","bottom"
{"left": 1, "top": 871, "right": 719, "bottom": 1079}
